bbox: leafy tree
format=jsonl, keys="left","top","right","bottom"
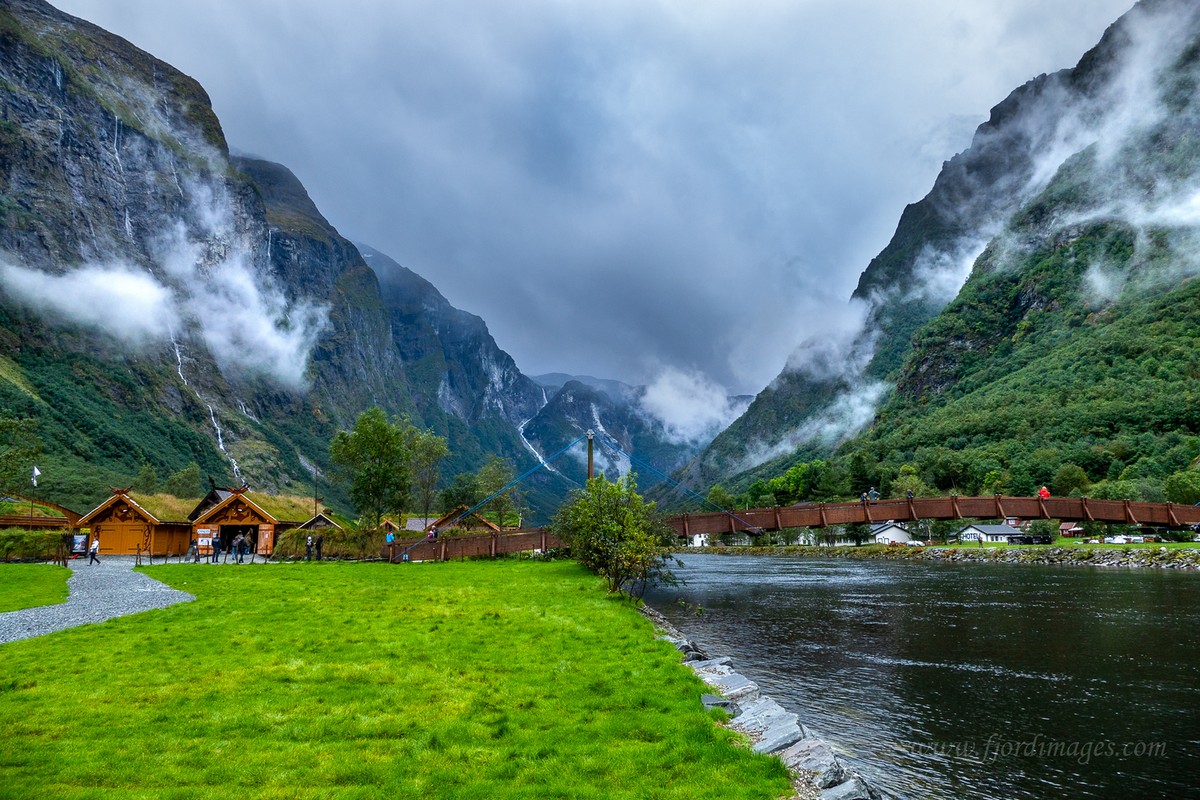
{"left": 329, "top": 407, "right": 415, "bottom": 530}
{"left": 0, "top": 417, "right": 41, "bottom": 494}
{"left": 476, "top": 455, "right": 524, "bottom": 529}
{"left": 551, "top": 474, "right": 676, "bottom": 597}
{"left": 163, "top": 462, "right": 202, "bottom": 497}
{"left": 891, "top": 464, "right": 933, "bottom": 498}
{"left": 844, "top": 522, "right": 872, "bottom": 546}
{"left": 706, "top": 484, "right": 737, "bottom": 511}
{"left": 1026, "top": 519, "right": 1059, "bottom": 539}
{"left": 410, "top": 429, "right": 450, "bottom": 525}
{"left": 134, "top": 463, "right": 159, "bottom": 494}
{"left": 1164, "top": 470, "right": 1200, "bottom": 505}
{"left": 1051, "top": 463, "right": 1090, "bottom": 497}
{"left": 441, "top": 472, "right": 480, "bottom": 513}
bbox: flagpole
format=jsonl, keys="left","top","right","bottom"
{"left": 29, "top": 466, "right": 40, "bottom": 531}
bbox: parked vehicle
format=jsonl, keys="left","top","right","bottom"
{"left": 1007, "top": 534, "right": 1053, "bottom": 545}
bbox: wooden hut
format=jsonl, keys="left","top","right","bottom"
{"left": 190, "top": 487, "right": 309, "bottom": 557}
{"left": 76, "top": 488, "right": 193, "bottom": 555}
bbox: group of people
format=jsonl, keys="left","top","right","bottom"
{"left": 304, "top": 534, "right": 324, "bottom": 561}
{"left": 209, "top": 534, "right": 253, "bottom": 563}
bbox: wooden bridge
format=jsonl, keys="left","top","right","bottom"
{"left": 665, "top": 495, "right": 1200, "bottom": 537}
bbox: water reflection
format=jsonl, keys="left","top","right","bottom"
{"left": 644, "top": 554, "right": 1200, "bottom": 800}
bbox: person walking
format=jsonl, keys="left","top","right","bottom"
{"left": 233, "top": 533, "right": 245, "bottom": 564}
{"left": 88, "top": 536, "right": 100, "bottom": 565}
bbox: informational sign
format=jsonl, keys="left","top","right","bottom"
{"left": 198, "top": 538, "right": 211, "bottom": 547}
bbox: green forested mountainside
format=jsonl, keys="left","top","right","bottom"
{"left": 722, "top": 272, "right": 1200, "bottom": 510}
{"left": 694, "top": 0, "right": 1200, "bottom": 510}
{"left": 691, "top": 0, "right": 1200, "bottom": 498}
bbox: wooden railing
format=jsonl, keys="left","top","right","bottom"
{"left": 665, "top": 495, "right": 1200, "bottom": 537}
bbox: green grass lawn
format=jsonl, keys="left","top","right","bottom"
{"left": 0, "top": 559, "right": 792, "bottom": 799}
{"left": 0, "top": 563, "right": 70, "bottom": 612}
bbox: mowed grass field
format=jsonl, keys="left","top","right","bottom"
{"left": 0, "top": 563, "right": 69, "bottom": 612}
{"left": 0, "top": 560, "right": 792, "bottom": 799}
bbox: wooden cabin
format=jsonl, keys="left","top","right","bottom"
{"left": 189, "top": 487, "right": 309, "bottom": 557}
{"left": 76, "top": 488, "right": 193, "bottom": 555}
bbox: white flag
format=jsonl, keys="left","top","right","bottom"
{"left": 31, "top": 466, "right": 41, "bottom": 487}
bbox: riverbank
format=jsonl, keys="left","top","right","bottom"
{"left": 680, "top": 544, "right": 1200, "bottom": 569}
{"left": 642, "top": 604, "right": 887, "bottom": 800}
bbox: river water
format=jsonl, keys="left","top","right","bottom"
{"left": 643, "top": 554, "right": 1200, "bottom": 800}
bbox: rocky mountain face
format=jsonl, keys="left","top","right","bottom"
{"left": 0, "top": 0, "right": 727, "bottom": 522}
{"left": 689, "top": 0, "right": 1200, "bottom": 493}
{"left": 0, "top": 0, "right": 547, "bottom": 515}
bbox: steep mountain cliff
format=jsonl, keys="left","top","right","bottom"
{"left": 0, "top": 0, "right": 546, "bottom": 515}
{"left": 0, "top": 0, "right": 722, "bottom": 523}
{"left": 689, "top": 0, "right": 1200, "bottom": 494}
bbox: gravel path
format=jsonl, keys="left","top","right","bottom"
{"left": 0, "top": 556, "right": 195, "bottom": 644}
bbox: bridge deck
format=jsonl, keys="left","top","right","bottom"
{"left": 666, "top": 495, "right": 1200, "bottom": 537}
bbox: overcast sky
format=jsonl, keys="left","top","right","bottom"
{"left": 55, "top": 0, "right": 1134, "bottom": 394}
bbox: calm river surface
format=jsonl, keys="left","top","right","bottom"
{"left": 643, "top": 554, "right": 1200, "bottom": 800}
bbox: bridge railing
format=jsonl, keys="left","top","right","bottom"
{"left": 665, "top": 495, "right": 1200, "bottom": 537}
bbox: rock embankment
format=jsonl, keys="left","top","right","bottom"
{"left": 688, "top": 545, "right": 1200, "bottom": 570}
{"left": 642, "top": 606, "right": 887, "bottom": 800}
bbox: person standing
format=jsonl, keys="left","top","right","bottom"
{"left": 315, "top": 534, "right": 324, "bottom": 561}
{"left": 305, "top": 534, "right": 314, "bottom": 561}
{"left": 211, "top": 536, "right": 221, "bottom": 564}
{"left": 88, "top": 536, "right": 100, "bottom": 565}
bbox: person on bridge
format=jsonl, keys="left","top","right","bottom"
{"left": 1038, "top": 486, "right": 1051, "bottom": 500}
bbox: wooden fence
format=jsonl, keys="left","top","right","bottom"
{"left": 386, "top": 529, "right": 564, "bottom": 562}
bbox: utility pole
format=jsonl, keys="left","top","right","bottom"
{"left": 587, "top": 430, "right": 594, "bottom": 481}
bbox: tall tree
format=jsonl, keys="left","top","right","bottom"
{"left": 163, "top": 462, "right": 203, "bottom": 498}
{"left": 441, "top": 472, "right": 480, "bottom": 514}
{"left": 134, "top": 463, "right": 159, "bottom": 494}
{"left": 476, "top": 455, "right": 523, "bottom": 529}
{"left": 329, "top": 407, "right": 415, "bottom": 530}
{"left": 411, "top": 428, "right": 450, "bottom": 526}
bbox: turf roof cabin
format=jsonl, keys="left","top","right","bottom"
{"left": 189, "top": 487, "right": 311, "bottom": 557}
{"left": 76, "top": 488, "right": 194, "bottom": 555}
{"left": 297, "top": 509, "right": 356, "bottom": 532}
{"left": 427, "top": 506, "right": 502, "bottom": 535}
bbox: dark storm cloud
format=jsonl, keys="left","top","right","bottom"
{"left": 55, "top": 0, "right": 1134, "bottom": 393}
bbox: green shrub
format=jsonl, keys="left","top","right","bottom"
{"left": 0, "top": 528, "right": 68, "bottom": 562}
